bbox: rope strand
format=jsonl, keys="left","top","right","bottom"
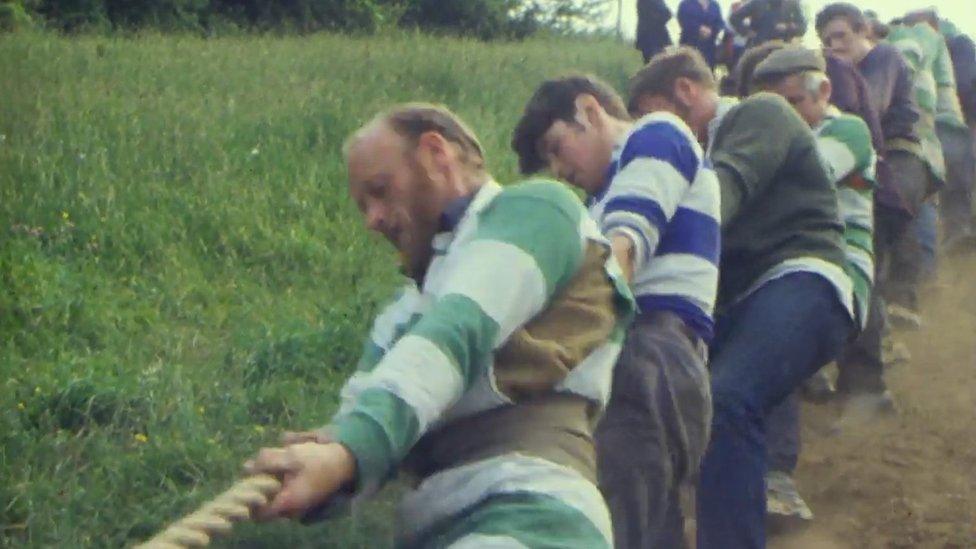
{"left": 135, "top": 474, "right": 282, "bottom": 549}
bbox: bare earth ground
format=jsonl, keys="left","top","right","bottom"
{"left": 769, "top": 253, "right": 976, "bottom": 549}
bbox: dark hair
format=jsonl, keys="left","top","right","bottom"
{"left": 733, "top": 41, "right": 787, "bottom": 97}
{"left": 863, "top": 10, "right": 890, "bottom": 39}
{"left": 511, "top": 74, "right": 628, "bottom": 175}
{"left": 815, "top": 3, "right": 867, "bottom": 34}
{"left": 627, "top": 46, "right": 716, "bottom": 116}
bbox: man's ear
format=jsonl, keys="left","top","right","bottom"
{"left": 415, "top": 131, "right": 451, "bottom": 184}
{"left": 820, "top": 77, "right": 833, "bottom": 104}
{"left": 674, "top": 77, "right": 697, "bottom": 108}
{"left": 574, "top": 94, "right": 604, "bottom": 129}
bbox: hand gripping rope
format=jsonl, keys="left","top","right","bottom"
{"left": 135, "top": 474, "right": 281, "bottom": 548}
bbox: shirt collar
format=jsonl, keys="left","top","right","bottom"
{"left": 706, "top": 96, "right": 740, "bottom": 156}
{"left": 438, "top": 193, "right": 476, "bottom": 233}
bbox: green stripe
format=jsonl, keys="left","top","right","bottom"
{"left": 357, "top": 311, "right": 424, "bottom": 373}
{"left": 332, "top": 388, "right": 420, "bottom": 490}
{"left": 845, "top": 226, "right": 873, "bottom": 254}
{"left": 849, "top": 269, "right": 873, "bottom": 327}
{"left": 409, "top": 294, "right": 500, "bottom": 389}
{"left": 355, "top": 341, "right": 385, "bottom": 373}
{"left": 418, "top": 492, "right": 610, "bottom": 549}
{"left": 476, "top": 180, "right": 584, "bottom": 296}
{"left": 820, "top": 115, "right": 874, "bottom": 174}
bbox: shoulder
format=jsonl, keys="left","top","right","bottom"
{"left": 827, "top": 112, "right": 871, "bottom": 135}
{"left": 622, "top": 113, "right": 702, "bottom": 178}
{"left": 629, "top": 112, "right": 699, "bottom": 149}
{"left": 731, "top": 93, "right": 798, "bottom": 122}
{"left": 489, "top": 179, "right": 584, "bottom": 223}
{"left": 822, "top": 113, "right": 873, "bottom": 147}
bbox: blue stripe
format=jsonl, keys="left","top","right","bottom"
{"left": 636, "top": 294, "right": 715, "bottom": 343}
{"left": 604, "top": 219, "right": 654, "bottom": 264}
{"left": 619, "top": 121, "right": 700, "bottom": 184}
{"left": 604, "top": 196, "right": 668, "bottom": 232}
{"left": 655, "top": 208, "right": 721, "bottom": 263}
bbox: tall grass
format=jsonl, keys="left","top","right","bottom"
{"left": 0, "top": 30, "right": 640, "bottom": 547}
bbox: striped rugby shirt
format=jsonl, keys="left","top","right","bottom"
{"left": 328, "top": 179, "right": 634, "bottom": 498}
{"left": 588, "top": 112, "right": 721, "bottom": 342}
{"left": 888, "top": 22, "right": 966, "bottom": 183}
{"left": 815, "top": 106, "right": 878, "bottom": 329}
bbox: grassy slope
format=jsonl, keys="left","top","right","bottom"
{"left": 0, "top": 31, "right": 639, "bottom": 547}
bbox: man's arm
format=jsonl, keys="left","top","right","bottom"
{"left": 882, "top": 51, "right": 922, "bottom": 148}
{"left": 598, "top": 116, "right": 703, "bottom": 277}
{"left": 710, "top": 94, "right": 801, "bottom": 224}
{"left": 327, "top": 183, "right": 588, "bottom": 496}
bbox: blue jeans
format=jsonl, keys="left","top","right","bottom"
{"left": 696, "top": 273, "right": 852, "bottom": 549}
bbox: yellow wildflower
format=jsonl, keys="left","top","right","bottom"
{"left": 134, "top": 433, "right": 149, "bottom": 444}
{"left": 17, "top": 402, "right": 25, "bottom": 410}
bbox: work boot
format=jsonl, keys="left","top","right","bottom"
{"left": 766, "top": 470, "right": 814, "bottom": 526}
{"left": 882, "top": 337, "right": 911, "bottom": 367}
{"left": 886, "top": 304, "right": 922, "bottom": 330}
{"left": 831, "top": 390, "right": 896, "bottom": 435}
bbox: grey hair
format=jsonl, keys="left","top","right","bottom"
{"left": 802, "top": 71, "right": 830, "bottom": 95}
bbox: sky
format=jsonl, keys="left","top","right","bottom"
{"left": 611, "top": 0, "right": 976, "bottom": 43}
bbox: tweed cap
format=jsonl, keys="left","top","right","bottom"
{"left": 753, "top": 46, "right": 827, "bottom": 81}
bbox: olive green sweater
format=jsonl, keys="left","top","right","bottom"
{"left": 709, "top": 94, "right": 848, "bottom": 309}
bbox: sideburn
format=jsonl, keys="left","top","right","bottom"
{"left": 401, "top": 154, "right": 440, "bottom": 282}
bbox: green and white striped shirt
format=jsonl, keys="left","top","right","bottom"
{"left": 815, "top": 106, "right": 877, "bottom": 328}
{"left": 329, "top": 179, "right": 634, "bottom": 495}
{"left": 888, "top": 22, "right": 966, "bottom": 183}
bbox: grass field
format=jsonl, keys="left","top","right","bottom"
{"left": 0, "top": 30, "right": 640, "bottom": 547}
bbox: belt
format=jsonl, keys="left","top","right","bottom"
{"left": 403, "top": 393, "right": 597, "bottom": 484}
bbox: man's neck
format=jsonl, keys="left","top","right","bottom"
{"left": 698, "top": 97, "right": 720, "bottom": 147}
{"left": 854, "top": 40, "right": 874, "bottom": 64}
{"left": 583, "top": 119, "right": 633, "bottom": 197}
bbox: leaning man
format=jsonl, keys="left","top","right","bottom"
{"left": 244, "top": 103, "right": 635, "bottom": 548}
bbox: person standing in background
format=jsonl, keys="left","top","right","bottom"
{"left": 637, "top": 0, "right": 673, "bottom": 63}
{"left": 678, "top": 0, "right": 726, "bottom": 69}
{"left": 817, "top": 2, "right": 922, "bottom": 421}
{"left": 885, "top": 13, "right": 963, "bottom": 321}
{"left": 730, "top": 0, "right": 807, "bottom": 47}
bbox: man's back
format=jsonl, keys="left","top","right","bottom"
{"left": 709, "top": 93, "right": 847, "bottom": 307}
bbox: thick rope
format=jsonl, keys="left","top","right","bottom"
{"left": 135, "top": 474, "right": 282, "bottom": 548}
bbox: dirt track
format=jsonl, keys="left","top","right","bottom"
{"left": 770, "top": 254, "right": 976, "bottom": 548}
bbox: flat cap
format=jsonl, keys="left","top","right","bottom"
{"left": 753, "top": 46, "right": 826, "bottom": 81}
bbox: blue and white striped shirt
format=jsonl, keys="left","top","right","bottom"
{"left": 589, "top": 112, "right": 721, "bottom": 342}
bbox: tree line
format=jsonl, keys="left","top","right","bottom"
{"left": 1, "top": 0, "right": 610, "bottom": 38}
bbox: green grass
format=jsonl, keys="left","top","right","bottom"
{"left": 0, "top": 30, "right": 640, "bottom": 547}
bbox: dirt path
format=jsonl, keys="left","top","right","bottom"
{"left": 770, "top": 254, "right": 976, "bottom": 548}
